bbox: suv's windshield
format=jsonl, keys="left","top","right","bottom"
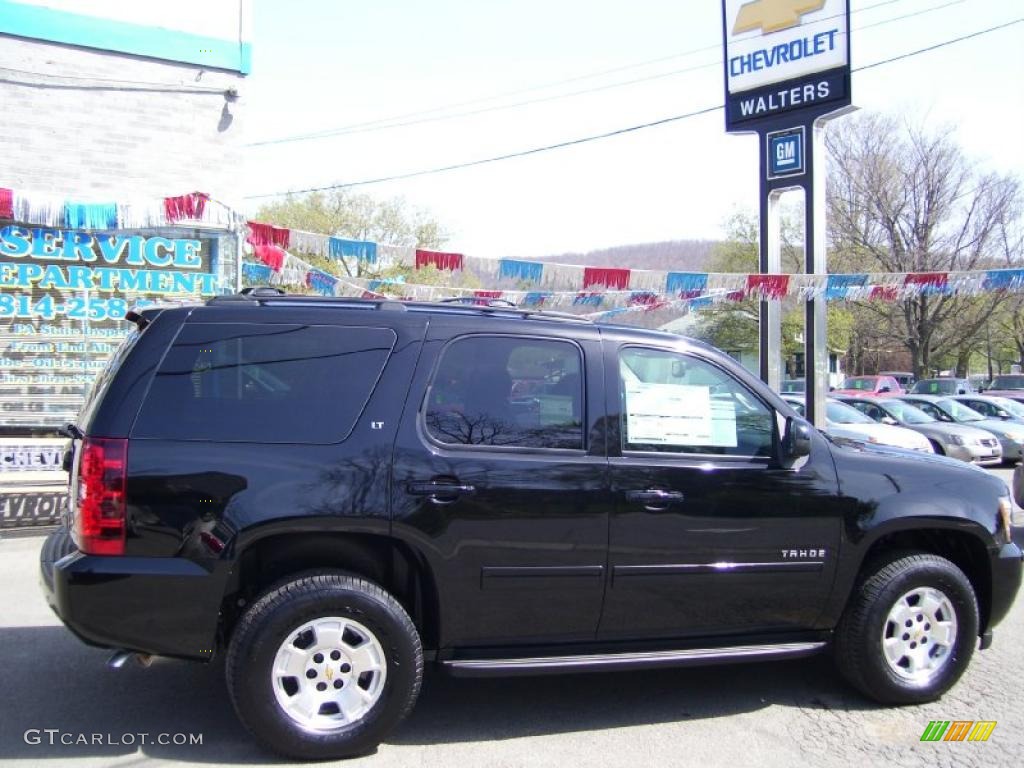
{"left": 912, "top": 379, "right": 959, "bottom": 394}
{"left": 884, "top": 400, "right": 935, "bottom": 424}
{"left": 827, "top": 401, "right": 874, "bottom": 424}
{"left": 936, "top": 398, "right": 985, "bottom": 422}
{"left": 990, "top": 375, "right": 1024, "bottom": 390}
{"left": 842, "top": 377, "right": 878, "bottom": 391}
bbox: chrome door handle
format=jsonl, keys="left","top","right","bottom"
{"left": 625, "top": 489, "right": 684, "bottom": 510}
{"left": 407, "top": 482, "right": 476, "bottom": 504}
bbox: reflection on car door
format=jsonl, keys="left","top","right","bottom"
{"left": 599, "top": 343, "right": 842, "bottom": 640}
{"left": 391, "top": 322, "right": 611, "bottom": 648}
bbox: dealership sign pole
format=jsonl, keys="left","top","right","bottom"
{"left": 722, "top": 0, "right": 853, "bottom": 426}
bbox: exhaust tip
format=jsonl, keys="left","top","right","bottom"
{"left": 107, "top": 650, "right": 153, "bottom": 669}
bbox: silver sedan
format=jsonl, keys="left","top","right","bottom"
{"left": 898, "top": 394, "right": 1024, "bottom": 464}
{"left": 835, "top": 396, "right": 1003, "bottom": 465}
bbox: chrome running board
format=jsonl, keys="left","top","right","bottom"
{"left": 442, "top": 641, "right": 826, "bottom": 677}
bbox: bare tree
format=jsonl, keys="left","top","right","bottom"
{"left": 826, "top": 113, "right": 1022, "bottom": 377}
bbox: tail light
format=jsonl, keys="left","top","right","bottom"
{"left": 73, "top": 437, "right": 128, "bottom": 555}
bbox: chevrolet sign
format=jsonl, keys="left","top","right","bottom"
{"left": 722, "top": 0, "right": 850, "bottom": 130}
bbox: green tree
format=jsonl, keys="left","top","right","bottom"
{"left": 255, "top": 190, "right": 449, "bottom": 279}
{"left": 693, "top": 210, "right": 851, "bottom": 372}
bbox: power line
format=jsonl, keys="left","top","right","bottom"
{"left": 280, "top": 0, "right": 965, "bottom": 143}
{"left": 245, "top": 17, "right": 1023, "bottom": 200}
{"left": 246, "top": 0, "right": 908, "bottom": 147}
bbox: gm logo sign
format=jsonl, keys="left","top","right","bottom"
{"left": 767, "top": 127, "right": 805, "bottom": 178}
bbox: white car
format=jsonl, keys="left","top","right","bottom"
{"left": 784, "top": 397, "right": 934, "bottom": 453}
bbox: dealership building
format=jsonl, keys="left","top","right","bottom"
{"left": 0, "top": 0, "right": 250, "bottom": 526}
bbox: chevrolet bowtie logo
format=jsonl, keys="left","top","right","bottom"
{"left": 733, "top": 0, "right": 826, "bottom": 35}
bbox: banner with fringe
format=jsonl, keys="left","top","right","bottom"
{"left": 0, "top": 185, "right": 244, "bottom": 231}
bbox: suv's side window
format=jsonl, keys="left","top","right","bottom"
{"left": 619, "top": 347, "right": 773, "bottom": 457}
{"left": 424, "top": 336, "right": 583, "bottom": 450}
{"left": 133, "top": 323, "right": 396, "bottom": 443}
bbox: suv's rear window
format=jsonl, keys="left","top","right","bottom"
{"left": 132, "top": 323, "right": 396, "bottom": 443}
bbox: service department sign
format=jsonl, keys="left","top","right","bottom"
{"left": 722, "top": 0, "right": 850, "bottom": 131}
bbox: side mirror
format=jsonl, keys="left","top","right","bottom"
{"left": 878, "top": 385, "right": 892, "bottom": 393}
{"left": 881, "top": 416, "right": 899, "bottom": 426}
{"left": 783, "top": 417, "right": 813, "bottom": 459}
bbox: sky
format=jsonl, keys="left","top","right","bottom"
{"left": 242, "top": 0, "right": 1024, "bottom": 259}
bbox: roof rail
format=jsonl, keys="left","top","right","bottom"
{"left": 206, "top": 289, "right": 592, "bottom": 323}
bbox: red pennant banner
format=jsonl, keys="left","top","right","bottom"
{"left": 583, "top": 267, "right": 631, "bottom": 290}
{"left": 247, "top": 221, "right": 291, "bottom": 248}
{"left": 163, "top": 192, "right": 209, "bottom": 222}
{"left": 254, "top": 244, "right": 285, "bottom": 272}
{"left": 415, "top": 249, "right": 464, "bottom": 271}
{"left": 904, "top": 272, "right": 949, "bottom": 291}
{"left": 870, "top": 285, "right": 900, "bottom": 301}
{"left": 747, "top": 274, "right": 790, "bottom": 299}
{"left": 0, "top": 187, "right": 12, "bottom": 219}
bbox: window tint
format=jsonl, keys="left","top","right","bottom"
{"left": 133, "top": 324, "right": 395, "bottom": 443}
{"left": 424, "top": 336, "right": 583, "bottom": 450}
{"left": 619, "top": 348, "right": 773, "bottom": 457}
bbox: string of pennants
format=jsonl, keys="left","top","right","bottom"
{"left": 3, "top": 184, "right": 1022, "bottom": 310}
{"left": 243, "top": 216, "right": 1024, "bottom": 311}
{"left": 243, "top": 242, "right": 1024, "bottom": 323}
{"left": 0, "top": 186, "right": 245, "bottom": 230}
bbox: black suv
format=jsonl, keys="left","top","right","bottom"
{"left": 40, "top": 293, "right": 1023, "bottom": 760}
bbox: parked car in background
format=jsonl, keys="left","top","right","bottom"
{"left": 897, "top": 395, "right": 1024, "bottom": 464}
{"left": 952, "top": 394, "right": 1024, "bottom": 424}
{"left": 911, "top": 378, "right": 975, "bottom": 395}
{"left": 780, "top": 379, "right": 805, "bottom": 394}
{"left": 836, "top": 395, "right": 1003, "bottom": 465}
{"left": 983, "top": 374, "right": 1024, "bottom": 404}
{"left": 831, "top": 375, "right": 903, "bottom": 397}
{"left": 783, "top": 397, "right": 933, "bottom": 453}
{"left": 880, "top": 371, "right": 916, "bottom": 390}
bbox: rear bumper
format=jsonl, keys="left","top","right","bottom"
{"left": 39, "top": 528, "right": 224, "bottom": 660}
{"left": 987, "top": 539, "right": 1024, "bottom": 632}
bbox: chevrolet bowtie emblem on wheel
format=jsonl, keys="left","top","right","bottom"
{"left": 733, "top": 0, "right": 826, "bottom": 35}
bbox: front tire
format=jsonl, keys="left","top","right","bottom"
{"left": 835, "top": 553, "right": 978, "bottom": 705}
{"left": 226, "top": 572, "right": 423, "bottom": 760}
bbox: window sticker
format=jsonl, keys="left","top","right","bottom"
{"left": 709, "top": 398, "right": 739, "bottom": 447}
{"left": 624, "top": 381, "right": 721, "bottom": 446}
{"left": 538, "top": 395, "right": 574, "bottom": 425}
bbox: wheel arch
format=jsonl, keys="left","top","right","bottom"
{"left": 220, "top": 529, "right": 441, "bottom": 652}
{"left": 853, "top": 527, "right": 994, "bottom": 634}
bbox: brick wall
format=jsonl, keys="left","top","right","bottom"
{"left": 0, "top": 35, "right": 245, "bottom": 203}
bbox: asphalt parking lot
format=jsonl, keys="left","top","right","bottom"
{"left": 0, "top": 468, "right": 1020, "bottom": 768}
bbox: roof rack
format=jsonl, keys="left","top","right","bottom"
{"left": 206, "top": 287, "right": 594, "bottom": 323}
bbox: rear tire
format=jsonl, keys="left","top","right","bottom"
{"left": 835, "top": 553, "right": 977, "bottom": 705}
{"left": 226, "top": 572, "right": 423, "bottom": 760}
